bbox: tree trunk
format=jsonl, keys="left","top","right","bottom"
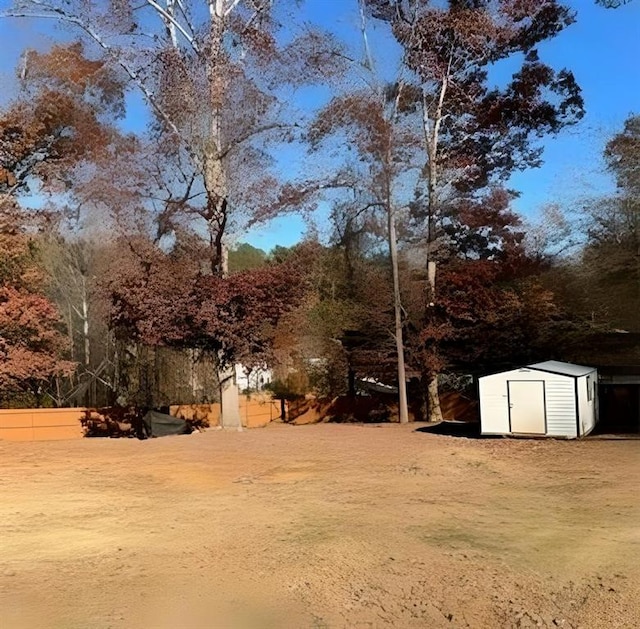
{"left": 425, "top": 189, "right": 443, "bottom": 423}
{"left": 189, "top": 348, "right": 200, "bottom": 402}
{"left": 358, "top": 3, "right": 409, "bottom": 423}
{"left": 216, "top": 246, "right": 242, "bottom": 429}
{"left": 219, "top": 365, "right": 242, "bottom": 430}
{"left": 204, "top": 8, "right": 241, "bottom": 429}
{"left": 427, "top": 373, "right": 443, "bottom": 424}
{"left": 67, "top": 302, "right": 75, "bottom": 360}
{"left": 81, "top": 276, "right": 90, "bottom": 367}
{"left": 388, "top": 203, "right": 409, "bottom": 424}
{"left": 202, "top": 4, "right": 229, "bottom": 276}
{"left": 425, "top": 254, "right": 443, "bottom": 423}
{"left": 423, "top": 81, "right": 447, "bottom": 424}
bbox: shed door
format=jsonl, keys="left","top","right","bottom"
{"left": 508, "top": 381, "right": 546, "bottom": 434}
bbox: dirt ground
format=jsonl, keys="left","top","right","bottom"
{"left": 1, "top": 423, "right": 639, "bottom": 629}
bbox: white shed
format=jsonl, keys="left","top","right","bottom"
{"left": 479, "top": 360, "right": 598, "bottom": 439}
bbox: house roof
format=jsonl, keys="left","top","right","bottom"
{"left": 528, "top": 360, "right": 596, "bottom": 377}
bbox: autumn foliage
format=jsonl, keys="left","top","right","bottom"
{"left": 0, "top": 208, "right": 74, "bottom": 403}
{"left": 0, "top": 43, "right": 123, "bottom": 197}
{"left": 0, "top": 5, "right": 634, "bottom": 415}
{"left": 105, "top": 238, "right": 316, "bottom": 369}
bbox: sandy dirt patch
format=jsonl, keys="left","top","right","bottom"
{"left": 1, "top": 423, "right": 638, "bottom": 628}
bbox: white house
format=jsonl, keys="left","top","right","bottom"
{"left": 479, "top": 360, "right": 598, "bottom": 439}
{"left": 234, "top": 364, "right": 272, "bottom": 393}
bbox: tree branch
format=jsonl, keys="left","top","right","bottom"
{"left": 174, "top": 0, "right": 198, "bottom": 42}
{"left": 144, "top": 0, "right": 199, "bottom": 52}
{"left": 218, "top": 122, "right": 298, "bottom": 159}
{"left": 224, "top": 0, "right": 242, "bottom": 18}
{"left": 1, "top": 4, "right": 195, "bottom": 163}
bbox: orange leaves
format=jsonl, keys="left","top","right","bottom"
{"left": 0, "top": 167, "right": 17, "bottom": 189}
{"left": 0, "top": 209, "right": 76, "bottom": 396}
{"left": 309, "top": 93, "right": 395, "bottom": 165}
{"left": 0, "top": 345, "right": 75, "bottom": 389}
{"left": 156, "top": 46, "right": 201, "bottom": 125}
{"left": 25, "top": 43, "right": 125, "bottom": 114}
{"left": 1, "top": 43, "right": 124, "bottom": 199}
{"left": 234, "top": 17, "right": 278, "bottom": 66}
{"left": 311, "top": 94, "right": 387, "bottom": 141}
{"left": 27, "top": 44, "right": 104, "bottom": 93}
{"left": 278, "top": 30, "right": 347, "bottom": 85}
{"left": 0, "top": 286, "right": 62, "bottom": 346}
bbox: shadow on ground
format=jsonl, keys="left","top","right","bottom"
{"left": 415, "top": 421, "right": 489, "bottom": 439}
{"left": 584, "top": 432, "right": 640, "bottom": 440}
{"left": 417, "top": 421, "right": 640, "bottom": 440}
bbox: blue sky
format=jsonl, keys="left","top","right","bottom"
{"left": 250, "top": 0, "right": 640, "bottom": 248}
{"left": 1, "top": 0, "right": 639, "bottom": 251}
{"left": 507, "top": 1, "right": 640, "bottom": 218}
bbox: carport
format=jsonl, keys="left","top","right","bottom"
{"left": 596, "top": 366, "right": 640, "bottom": 434}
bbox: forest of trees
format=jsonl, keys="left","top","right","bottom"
{"left": 0, "top": 0, "right": 637, "bottom": 424}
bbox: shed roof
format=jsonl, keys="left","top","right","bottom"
{"left": 528, "top": 360, "right": 595, "bottom": 377}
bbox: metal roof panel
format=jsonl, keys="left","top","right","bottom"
{"left": 528, "top": 360, "right": 596, "bottom": 377}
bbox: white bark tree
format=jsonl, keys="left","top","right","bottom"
{"left": 365, "top": 0, "right": 584, "bottom": 421}
{"left": 40, "top": 237, "right": 95, "bottom": 367}
{"left": 362, "top": 0, "right": 410, "bottom": 424}
{"left": 3, "top": 0, "right": 341, "bottom": 426}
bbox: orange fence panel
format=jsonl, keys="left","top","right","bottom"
{"left": 170, "top": 403, "right": 222, "bottom": 427}
{"left": 1, "top": 394, "right": 287, "bottom": 442}
{"left": 0, "top": 408, "right": 86, "bottom": 442}
{"left": 171, "top": 394, "right": 285, "bottom": 429}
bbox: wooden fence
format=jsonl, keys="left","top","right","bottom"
{"left": 0, "top": 394, "right": 285, "bottom": 442}
{"left": 171, "top": 393, "right": 285, "bottom": 429}
{"left": 0, "top": 408, "right": 85, "bottom": 442}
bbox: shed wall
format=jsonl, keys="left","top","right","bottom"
{"left": 544, "top": 378, "right": 577, "bottom": 438}
{"left": 577, "top": 371, "right": 598, "bottom": 436}
{"left": 479, "top": 368, "right": 578, "bottom": 438}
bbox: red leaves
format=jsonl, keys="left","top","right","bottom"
{"left": 105, "top": 237, "right": 199, "bottom": 346}
{"left": 193, "top": 260, "right": 307, "bottom": 367}
{"left": 105, "top": 238, "right": 314, "bottom": 370}
{"left": 407, "top": 184, "right": 561, "bottom": 373}
{"left": 0, "top": 214, "right": 75, "bottom": 398}
{"left": 414, "top": 256, "right": 558, "bottom": 371}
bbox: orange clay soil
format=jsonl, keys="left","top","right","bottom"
{"left": 1, "top": 423, "right": 638, "bottom": 629}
